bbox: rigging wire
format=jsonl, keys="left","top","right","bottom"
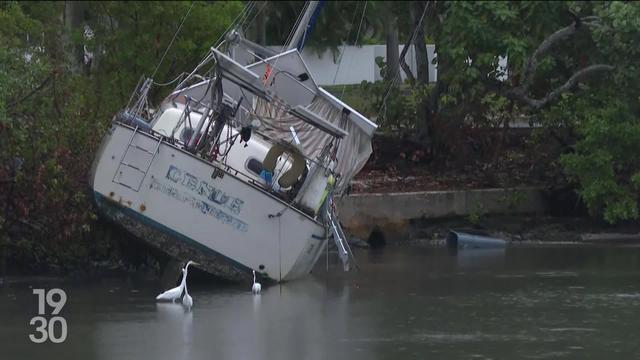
{"left": 153, "top": 72, "right": 187, "bottom": 87}
{"left": 330, "top": 2, "right": 361, "bottom": 86}
{"left": 151, "top": 1, "right": 195, "bottom": 80}
{"left": 258, "top": 1, "right": 309, "bottom": 100}
{"left": 178, "top": 2, "right": 254, "bottom": 93}
{"left": 340, "top": 1, "right": 367, "bottom": 98}
{"left": 211, "top": 1, "right": 255, "bottom": 50}
{"left": 241, "top": 1, "right": 269, "bottom": 37}
{"left": 233, "top": 1, "right": 258, "bottom": 40}
{"left": 376, "top": 1, "right": 430, "bottom": 120}
{"left": 282, "top": 1, "right": 309, "bottom": 52}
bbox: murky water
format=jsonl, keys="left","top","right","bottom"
{"left": 2, "top": 245, "right": 640, "bottom": 359}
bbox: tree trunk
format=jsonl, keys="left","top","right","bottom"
{"left": 64, "top": 1, "right": 85, "bottom": 74}
{"left": 411, "top": 1, "right": 429, "bottom": 84}
{"left": 409, "top": 1, "right": 432, "bottom": 141}
{"left": 384, "top": 15, "right": 400, "bottom": 84}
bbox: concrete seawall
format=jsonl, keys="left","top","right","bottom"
{"left": 338, "top": 188, "right": 547, "bottom": 243}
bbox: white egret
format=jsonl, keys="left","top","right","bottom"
{"left": 156, "top": 268, "right": 186, "bottom": 302}
{"left": 181, "top": 261, "right": 198, "bottom": 309}
{"left": 252, "top": 270, "right": 261, "bottom": 294}
{"left": 155, "top": 260, "right": 199, "bottom": 302}
{"left": 182, "top": 284, "right": 193, "bottom": 309}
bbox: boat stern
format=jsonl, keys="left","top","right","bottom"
{"left": 89, "top": 122, "right": 116, "bottom": 191}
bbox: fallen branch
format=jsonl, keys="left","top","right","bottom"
{"left": 8, "top": 73, "right": 53, "bottom": 107}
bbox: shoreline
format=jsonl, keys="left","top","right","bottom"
{"left": 3, "top": 229, "right": 639, "bottom": 282}
{"left": 3, "top": 187, "right": 637, "bottom": 279}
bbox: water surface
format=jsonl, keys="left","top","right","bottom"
{"left": 2, "top": 245, "right": 640, "bottom": 359}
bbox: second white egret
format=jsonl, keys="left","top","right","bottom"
{"left": 252, "top": 270, "right": 261, "bottom": 295}
{"left": 181, "top": 260, "right": 198, "bottom": 309}
{"left": 182, "top": 284, "right": 193, "bottom": 309}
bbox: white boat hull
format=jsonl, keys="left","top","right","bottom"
{"left": 90, "top": 123, "right": 328, "bottom": 282}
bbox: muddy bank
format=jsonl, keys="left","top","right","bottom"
{"left": 0, "top": 219, "right": 164, "bottom": 280}
{"left": 350, "top": 132, "right": 563, "bottom": 194}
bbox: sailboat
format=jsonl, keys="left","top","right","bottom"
{"left": 89, "top": 1, "right": 377, "bottom": 282}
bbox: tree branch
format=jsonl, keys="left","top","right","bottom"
{"left": 512, "top": 15, "right": 614, "bottom": 111}
{"left": 399, "top": 23, "right": 416, "bottom": 85}
{"left": 510, "top": 64, "right": 615, "bottom": 110}
{"left": 399, "top": 1, "right": 430, "bottom": 86}
{"left": 400, "top": 58, "right": 416, "bottom": 85}
{"left": 8, "top": 73, "right": 53, "bottom": 107}
{"left": 521, "top": 21, "right": 579, "bottom": 92}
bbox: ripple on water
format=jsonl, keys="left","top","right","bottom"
{"left": 613, "top": 293, "right": 640, "bottom": 299}
{"left": 494, "top": 274, "right": 528, "bottom": 279}
{"left": 534, "top": 271, "right": 579, "bottom": 278}
{"left": 583, "top": 293, "right": 640, "bottom": 306}
{"left": 543, "top": 327, "right": 597, "bottom": 332}
{"left": 340, "top": 332, "right": 539, "bottom": 344}
{"left": 527, "top": 350, "right": 573, "bottom": 359}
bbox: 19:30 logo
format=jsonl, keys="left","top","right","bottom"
{"left": 29, "top": 289, "right": 67, "bottom": 343}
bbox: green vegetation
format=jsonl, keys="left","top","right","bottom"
{"left": 0, "top": 1, "right": 638, "bottom": 273}
{"left": 325, "top": 2, "right": 640, "bottom": 224}
{"left": 0, "top": 1, "right": 241, "bottom": 272}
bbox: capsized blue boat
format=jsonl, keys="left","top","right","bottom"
{"left": 447, "top": 230, "right": 507, "bottom": 249}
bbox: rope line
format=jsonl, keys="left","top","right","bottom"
{"left": 151, "top": 1, "right": 195, "bottom": 80}
{"left": 212, "top": 1, "right": 255, "bottom": 49}
{"left": 283, "top": 1, "right": 309, "bottom": 51}
{"left": 242, "top": 1, "right": 269, "bottom": 37}
{"left": 331, "top": 2, "right": 361, "bottom": 86}
{"left": 340, "top": 1, "right": 367, "bottom": 98}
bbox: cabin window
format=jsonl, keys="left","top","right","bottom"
{"left": 246, "top": 158, "right": 264, "bottom": 176}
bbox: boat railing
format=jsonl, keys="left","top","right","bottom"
{"left": 146, "top": 81, "right": 337, "bottom": 183}
{"left": 117, "top": 100, "right": 335, "bottom": 214}
{"left": 115, "top": 50, "right": 340, "bottom": 216}
{"left": 125, "top": 77, "right": 154, "bottom": 119}
{"left": 169, "top": 96, "right": 214, "bottom": 149}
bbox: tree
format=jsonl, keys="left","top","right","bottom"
{"left": 382, "top": 9, "right": 400, "bottom": 83}
{"left": 0, "top": 1, "right": 242, "bottom": 271}
{"left": 555, "top": 2, "right": 640, "bottom": 223}
{"left": 428, "top": 1, "right": 639, "bottom": 223}
{"left": 410, "top": 1, "right": 429, "bottom": 85}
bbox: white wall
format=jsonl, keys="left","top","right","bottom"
{"left": 232, "top": 44, "right": 438, "bottom": 86}
{"left": 231, "top": 44, "right": 515, "bottom": 87}
{"left": 301, "top": 44, "right": 438, "bottom": 86}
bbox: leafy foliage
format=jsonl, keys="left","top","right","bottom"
{"left": 552, "top": 3, "right": 640, "bottom": 223}
{"left": 387, "top": 1, "right": 640, "bottom": 223}
{"left": 0, "top": 1, "right": 241, "bottom": 272}
{"left": 559, "top": 100, "right": 640, "bottom": 223}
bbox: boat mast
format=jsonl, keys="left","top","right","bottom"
{"left": 286, "top": 1, "right": 321, "bottom": 51}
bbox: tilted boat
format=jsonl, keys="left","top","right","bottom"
{"left": 89, "top": 1, "right": 377, "bottom": 282}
